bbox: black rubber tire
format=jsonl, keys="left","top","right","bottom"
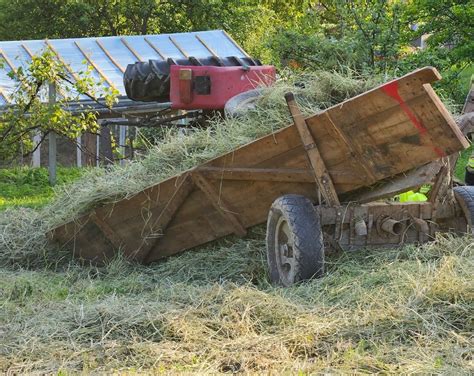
{"left": 453, "top": 186, "right": 474, "bottom": 227}
{"left": 224, "top": 88, "right": 263, "bottom": 118}
{"left": 266, "top": 194, "right": 324, "bottom": 286}
{"left": 124, "top": 56, "right": 263, "bottom": 103}
{"left": 124, "top": 61, "right": 171, "bottom": 102}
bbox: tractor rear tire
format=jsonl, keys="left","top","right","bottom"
{"left": 266, "top": 194, "right": 324, "bottom": 286}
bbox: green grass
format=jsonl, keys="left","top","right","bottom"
{"left": 455, "top": 145, "right": 472, "bottom": 181}
{"left": 0, "top": 167, "right": 85, "bottom": 210}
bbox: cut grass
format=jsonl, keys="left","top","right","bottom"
{"left": 0, "top": 70, "right": 472, "bottom": 373}
{"left": 0, "top": 232, "right": 472, "bottom": 373}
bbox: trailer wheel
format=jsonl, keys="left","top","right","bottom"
{"left": 224, "top": 89, "right": 263, "bottom": 118}
{"left": 266, "top": 195, "right": 324, "bottom": 286}
{"left": 453, "top": 186, "right": 474, "bottom": 230}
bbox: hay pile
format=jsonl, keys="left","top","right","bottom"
{"left": 1, "top": 70, "right": 472, "bottom": 373}
{"left": 1, "top": 233, "right": 472, "bottom": 373}
{"left": 0, "top": 70, "right": 379, "bottom": 267}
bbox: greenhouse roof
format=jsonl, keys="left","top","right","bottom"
{"left": 0, "top": 30, "right": 248, "bottom": 106}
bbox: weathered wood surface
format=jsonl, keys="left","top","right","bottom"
{"left": 50, "top": 67, "right": 469, "bottom": 263}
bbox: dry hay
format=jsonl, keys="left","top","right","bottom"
{"left": 0, "top": 70, "right": 379, "bottom": 267}
{"left": 1, "top": 233, "right": 472, "bottom": 373}
{"left": 0, "top": 70, "right": 472, "bottom": 374}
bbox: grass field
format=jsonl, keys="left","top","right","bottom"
{"left": 0, "top": 165, "right": 473, "bottom": 374}
{"left": 0, "top": 167, "right": 85, "bottom": 211}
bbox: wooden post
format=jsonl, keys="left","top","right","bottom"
{"left": 76, "top": 135, "right": 82, "bottom": 167}
{"left": 285, "top": 92, "right": 340, "bottom": 206}
{"left": 32, "top": 131, "right": 41, "bottom": 167}
{"left": 83, "top": 132, "right": 97, "bottom": 166}
{"left": 48, "top": 82, "right": 57, "bottom": 185}
{"left": 100, "top": 125, "right": 114, "bottom": 165}
{"left": 119, "top": 124, "right": 127, "bottom": 166}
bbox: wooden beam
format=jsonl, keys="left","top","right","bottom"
{"left": 144, "top": 37, "right": 166, "bottom": 60}
{"left": 169, "top": 36, "right": 189, "bottom": 58}
{"left": 96, "top": 39, "right": 125, "bottom": 73}
{"left": 196, "top": 166, "right": 314, "bottom": 183}
{"left": 222, "top": 30, "right": 250, "bottom": 58}
{"left": 141, "top": 175, "right": 194, "bottom": 262}
{"left": 322, "top": 112, "right": 377, "bottom": 183}
{"left": 20, "top": 43, "right": 35, "bottom": 59}
{"left": 0, "top": 89, "right": 10, "bottom": 104}
{"left": 0, "top": 49, "right": 17, "bottom": 73}
{"left": 191, "top": 172, "right": 247, "bottom": 236}
{"left": 195, "top": 35, "right": 218, "bottom": 57}
{"left": 44, "top": 40, "right": 80, "bottom": 81}
{"left": 423, "top": 84, "right": 469, "bottom": 149}
{"left": 74, "top": 41, "right": 116, "bottom": 89}
{"left": 120, "top": 37, "right": 144, "bottom": 62}
{"left": 285, "top": 92, "right": 340, "bottom": 206}
{"left": 429, "top": 165, "right": 448, "bottom": 203}
{"left": 462, "top": 82, "right": 474, "bottom": 114}
{"left": 48, "top": 83, "right": 57, "bottom": 185}
{"left": 346, "top": 161, "right": 443, "bottom": 204}
{"left": 90, "top": 211, "right": 123, "bottom": 249}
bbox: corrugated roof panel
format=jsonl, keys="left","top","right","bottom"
{"left": 196, "top": 30, "right": 246, "bottom": 57}
{"left": 0, "top": 30, "right": 248, "bottom": 106}
{"left": 144, "top": 34, "right": 188, "bottom": 59}
{"left": 119, "top": 36, "right": 162, "bottom": 62}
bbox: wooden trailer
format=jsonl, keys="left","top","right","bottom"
{"left": 50, "top": 67, "right": 474, "bottom": 285}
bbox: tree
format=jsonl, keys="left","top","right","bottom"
{"left": 0, "top": 50, "right": 118, "bottom": 161}
{"left": 404, "top": 0, "right": 474, "bottom": 65}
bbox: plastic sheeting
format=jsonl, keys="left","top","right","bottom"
{"left": 0, "top": 30, "right": 247, "bottom": 105}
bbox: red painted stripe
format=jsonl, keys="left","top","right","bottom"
{"left": 381, "top": 81, "right": 446, "bottom": 158}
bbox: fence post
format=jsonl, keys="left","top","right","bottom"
{"left": 48, "top": 82, "right": 57, "bottom": 185}
{"left": 76, "top": 135, "right": 82, "bottom": 167}
{"left": 32, "top": 132, "right": 41, "bottom": 167}
{"left": 119, "top": 124, "right": 127, "bottom": 166}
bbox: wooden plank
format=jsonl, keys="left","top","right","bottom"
{"left": 169, "top": 36, "right": 189, "bottom": 58}
{"left": 194, "top": 35, "right": 218, "bottom": 57}
{"left": 222, "top": 30, "right": 251, "bottom": 58}
{"left": 99, "top": 125, "right": 114, "bottom": 165}
{"left": 48, "top": 83, "right": 57, "bottom": 185}
{"left": 462, "top": 82, "right": 474, "bottom": 114}
{"left": 196, "top": 166, "right": 314, "bottom": 183}
{"left": 96, "top": 39, "right": 125, "bottom": 73}
{"left": 120, "top": 38, "right": 144, "bottom": 61}
{"left": 83, "top": 132, "right": 97, "bottom": 166}
{"left": 191, "top": 172, "right": 247, "bottom": 236}
{"left": 320, "top": 112, "right": 377, "bottom": 183}
{"left": 285, "top": 92, "right": 340, "bottom": 205}
{"left": 90, "top": 211, "right": 123, "bottom": 249}
{"left": 144, "top": 37, "right": 166, "bottom": 60}
{"left": 132, "top": 174, "right": 195, "bottom": 262}
{"left": 429, "top": 165, "right": 448, "bottom": 203}
{"left": 0, "top": 48, "right": 17, "bottom": 73}
{"left": 423, "top": 84, "right": 469, "bottom": 149}
{"left": 74, "top": 41, "right": 116, "bottom": 89}
{"left": 44, "top": 40, "right": 80, "bottom": 81}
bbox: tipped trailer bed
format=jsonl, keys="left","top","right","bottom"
{"left": 51, "top": 67, "right": 473, "bottom": 285}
